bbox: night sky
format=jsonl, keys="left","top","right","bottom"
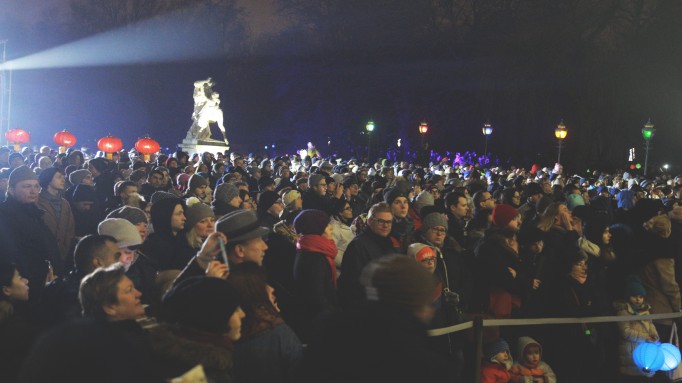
{"left": 1, "top": 0, "right": 681, "bottom": 171}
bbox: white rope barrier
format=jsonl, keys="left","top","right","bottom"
{"left": 428, "top": 311, "right": 682, "bottom": 336}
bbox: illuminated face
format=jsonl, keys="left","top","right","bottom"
{"left": 340, "top": 203, "right": 353, "bottom": 221}
{"left": 413, "top": 246, "right": 437, "bottom": 274}
{"left": 506, "top": 215, "right": 522, "bottom": 232}
{"left": 2, "top": 270, "right": 29, "bottom": 302}
{"left": 391, "top": 197, "right": 409, "bottom": 219}
{"left": 48, "top": 171, "right": 67, "bottom": 192}
{"left": 629, "top": 294, "right": 644, "bottom": 306}
{"left": 347, "top": 183, "right": 359, "bottom": 196}
{"left": 368, "top": 212, "right": 393, "bottom": 237}
{"left": 424, "top": 226, "right": 447, "bottom": 248}
{"left": 104, "top": 276, "right": 145, "bottom": 321}
{"left": 120, "top": 185, "right": 138, "bottom": 200}
{"left": 194, "top": 216, "right": 216, "bottom": 239}
{"left": 602, "top": 227, "right": 611, "bottom": 245}
{"left": 314, "top": 181, "right": 328, "bottom": 196}
{"left": 267, "top": 200, "right": 284, "bottom": 217}
{"left": 149, "top": 173, "right": 164, "bottom": 188}
{"left": 170, "top": 204, "right": 186, "bottom": 233}
{"left": 9, "top": 180, "right": 41, "bottom": 204}
{"left": 194, "top": 184, "right": 208, "bottom": 199}
{"left": 323, "top": 224, "right": 334, "bottom": 239}
{"left": 523, "top": 346, "right": 541, "bottom": 367}
{"left": 135, "top": 222, "right": 148, "bottom": 242}
{"left": 235, "top": 237, "right": 269, "bottom": 265}
{"left": 479, "top": 192, "right": 495, "bottom": 210}
{"left": 450, "top": 197, "right": 468, "bottom": 219}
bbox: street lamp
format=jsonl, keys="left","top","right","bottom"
{"left": 366, "top": 120, "right": 375, "bottom": 162}
{"left": 554, "top": 120, "right": 568, "bottom": 164}
{"left": 418, "top": 121, "right": 429, "bottom": 149}
{"left": 482, "top": 122, "right": 493, "bottom": 157}
{"left": 642, "top": 118, "right": 655, "bottom": 176}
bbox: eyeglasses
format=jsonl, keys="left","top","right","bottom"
{"left": 420, "top": 257, "right": 437, "bottom": 265}
{"left": 428, "top": 227, "right": 447, "bottom": 234}
{"left": 371, "top": 218, "right": 393, "bottom": 226}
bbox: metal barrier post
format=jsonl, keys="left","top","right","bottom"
{"left": 473, "top": 316, "right": 483, "bottom": 383}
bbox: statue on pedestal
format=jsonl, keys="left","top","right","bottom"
{"left": 185, "top": 78, "right": 229, "bottom": 147}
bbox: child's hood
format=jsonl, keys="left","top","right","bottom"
{"left": 516, "top": 336, "right": 542, "bottom": 360}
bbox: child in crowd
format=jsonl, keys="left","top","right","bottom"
{"left": 510, "top": 336, "right": 556, "bottom": 383}
{"left": 481, "top": 338, "right": 513, "bottom": 383}
{"left": 614, "top": 275, "right": 659, "bottom": 381}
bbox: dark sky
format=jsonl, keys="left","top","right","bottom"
{"left": 2, "top": 0, "right": 681, "bottom": 171}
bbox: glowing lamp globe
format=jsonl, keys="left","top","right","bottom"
{"left": 633, "top": 342, "right": 665, "bottom": 374}
{"left": 134, "top": 137, "right": 160, "bottom": 162}
{"left": 5, "top": 128, "right": 30, "bottom": 151}
{"left": 555, "top": 121, "right": 567, "bottom": 140}
{"left": 630, "top": 164, "right": 636, "bottom": 170}
{"left": 658, "top": 343, "right": 681, "bottom": 371}
{"left": 419, "top": 122, "right": 429, "bottom": 134}
{"left": 97, "top": 135, "right": 123, "bottom": 159}
{"left": 53, "top": 130, "right": 77, "bottom": 153}
{"left": 482, "top": 123, "right": 493, "bottom": 136}
{"left": 636, "top": 163, "right": 642, "bottom": 169}
{"left": 642, "top": 119, "right": 655, "bottom": 141}
{"left": 366, "top": 121, "right": 375, "bottom": 132}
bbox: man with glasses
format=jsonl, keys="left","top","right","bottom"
{"left": 338, "top": 202, "right": 395, "bottom": 309}
{"left": 302, "top": 173, "right": 343, "bottom": 216}
{"left": 384, "top": 187, "right": 414, "bottom": 251}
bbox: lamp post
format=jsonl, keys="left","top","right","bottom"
{"left": 482, "top": 122, "right": 493, "bottom": 158}
{"left": 418, "top": 121, "right": 429, "bottom": 149}
{"left": 366, "top": 120, "right": 375, "bottom": 162}
{"left": 642, "top": 118, "right": 655, "bottom": 176}
{"left": 554, "top": 120, "right": 567, "bottom": 164}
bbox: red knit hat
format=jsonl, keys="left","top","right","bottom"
{"left": 492, "top": 204, "right": 519, "bottom": 228}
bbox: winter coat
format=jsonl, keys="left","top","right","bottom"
{"left": 510, "top": 336, "right": 556, "bottom": 383}
{"left": 0, "top": 301, "right": 43, "bottom": 383}
{"left": 330, "top": 216, "right": 354, "bottom": 271}
{"left": 0, "top": 196, "right": 62, "bottom": 301}
{"left": 149, "top": 323, "right": 235, "bottom": 383}
{"left": 37, "top": 191, "right": 76, "bottom": 264}
{"left": 233, "top": 323, "right": 303, "bottom": 383}
{"left": 613, "top": 301, "right": 659, "bottom": 377}
{"left": 337, "top": 229, "right": 394, "bottom": 309}
{"left": 640, "top": 257, "right": 681, "bottom": 326}
{"left": 293, "top": 247, "right": 339, "bottom": 340}
{"left": 299, "top": 302, "right": 456, "bottom": 383}
{"left": 481, "top": 361, "right": 512, "bottom": 383}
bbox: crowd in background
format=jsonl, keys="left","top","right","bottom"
{"left": 0, "top": 143, "right": 681, "bottom": 383}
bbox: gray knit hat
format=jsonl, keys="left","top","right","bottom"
{"left": 107, "top": 206, "right": 148, "bottom": 225}
{"left": 150, "top": 191, "right": 177, "bottom": 205}
{"left": 214, "top": 182, "right": 240, "bottom": 203}
{"left": 68, "top": 169, "right": 92, "bottom": 185}
{"left": 9, "top": 165, "right": 38, "bottom": 187}
{"left": 185, "top": 197, "right": 215, "bottom": 229}
{"left": 421, "top": 212, "right": 449, "bottom": 232}
{"left": 414, "top": 190, "right": 435, "bottom": 215}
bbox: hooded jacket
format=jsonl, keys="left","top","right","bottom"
{"left": 510, "top": 336, "right": 556, "bottom": 383}
{"left": 141, "top": 198, "right": 194, "bottom": 271}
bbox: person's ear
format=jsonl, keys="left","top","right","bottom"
{"left": 92, "top": 257, "right": 103, "bottom": 268}
{"left": 2, "top": 286, "right": 11, "bottom": 298}
{"left": 102, "top": 304, "right": 117, "bottom": 317}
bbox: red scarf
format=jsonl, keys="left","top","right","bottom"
{"left": 297, "top": 234, "right": 338, "bottom": 287}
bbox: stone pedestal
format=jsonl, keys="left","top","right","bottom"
{"left": 178, "top": 138, "right": 229, "bottom": 156}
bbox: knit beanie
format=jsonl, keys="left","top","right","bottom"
{"left": 88, "top": 157, "right": 108, "bottom": 174}
{"left": 107, "top": 206, "right": 148, "bottom": 225}
{"left": 407, "top": 243, "right": 436, "bottom": 264}
{"left": 257, "top": 191, "right": 280, "bottom": 213}
{"left": 8, "top": 165, "right": 38, "bottom": 187}
{"left": 68, "top": 169, "right": 92, "bottom": 185}
{"left": 150, "top": 191, "right": 177, "bottom": 205}
{"left": 421, "top": 212, "right": 449, "bottom": 232}
{"left": 308, "top": 174, "right": 325, "bottom": 188}
{"left": 414, "top": 191, "right": 435, "bottom": 216}
{"left": 294, "top": 209, "right": 330, "bottom": 235}
{"left": 492, "top": 204, "right": 519, "bottom": 228}
{"left": 566, "top": 193, "right": 585, "bottom": 211}
{"left": 213, "top": 182, "right": 239, "bottom": 203}
{"left": 383, "top": 187, "right": 407, "bottom": 205}
{"left": 625, "top": 275, "right": 647, "bottom": 297}
{"left": 98, "top": 218, "right": 143, "bottom": 248}
{"left": 163, "top": 276, "right": 241, "bottom": 334}
{"left": 361, "top": 255, "right": 435, "bottom": 313}
{"left": 188, "top": 174, "right": 208, "bottom": 191}
{"left": 282, "top": 190, "right": 301, "bottom": 210}
{"left": 38, "top": 167, "right": 62, "bottom": 189}
{"left": 484, "top": 339, "right": 511, "bottom": 361}
{"left": 71, "top": 184, "right": 97, "bottom": 202}
{"left": 184, "top": 197, "right": 216, "bottom": 229}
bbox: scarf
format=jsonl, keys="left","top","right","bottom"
{"left": 297, "top": 234, "right": 338, "bottom": 287}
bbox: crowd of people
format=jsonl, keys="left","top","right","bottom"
{"left": 0, "top": 143, "right": 681, "bottom": 383}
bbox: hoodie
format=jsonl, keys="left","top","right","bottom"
{"left": 510, "top": 336, "right": 556, "bottom": 383}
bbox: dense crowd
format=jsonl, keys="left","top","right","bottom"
{"left": 0, "top": 144, "right": 681, "bottom": 383}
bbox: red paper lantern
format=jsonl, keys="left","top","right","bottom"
{"left": 134, "top": 136, "right": 160, "bottom": 162}
{"left": 97, "top": 135, "right": 123, "bottom": 159}
{"left": 53, "top": 130, "right": 77, "bottom": 153}
{"left": 5, "top": 128, "right": 30, "bottom": 151}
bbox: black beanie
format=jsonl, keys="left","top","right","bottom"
{"left": 383, "top": 187, "right": 407, "bottom": 205}
{"left": 38, "top": 167, "right": 62, "bottom": 189}
{"left": 163, "top": 276, "right": 241, "bottom": 334}
{"left": 257, "top": 191, "right": 280, "bottom": 213}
